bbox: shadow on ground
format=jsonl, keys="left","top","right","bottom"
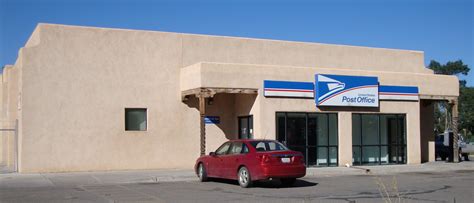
{"left": 207, "top": 178, "right": 318, "bottom": 188}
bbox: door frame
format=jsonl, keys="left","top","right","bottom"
{"left": 238, "top": 115, "right": 253, "bottom": 139}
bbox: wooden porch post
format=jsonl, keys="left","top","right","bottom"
{"left": 450, "top": 99, "right": 459, "bottom": 163}
{"left": 199, "top": 94, "right": 206, "bottom": 156}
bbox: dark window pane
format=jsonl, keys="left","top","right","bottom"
{"left": 307, "top": 114, "right": 317, "bottom": 146}
{"left": 329, "top": 147, "right": 338, "bottom": 165}
{"left": 390, "top": 146, "right": 398, "bottom": 163}
{"left": 286, "top": 113, "right": 306, "bottom": 146}
{"left": 380, "top": 115, "right": 397, "bottom": 145}
{"left": 317, "top": 114, "right": 328, "bottom": 146}
{"left": 362, "top": 146, "right": 380, "bottom": 164}
{"left": 399, "top": 146, "right": 407, "bottom": 164}
{"left": 389, "top": 118, "right": 399, "bottom": 145}
{"left": 307, "top": 147, "right": 317, "bottom": 166}
{"left": 353, "top": 147, "right": 361, "bottom": 165}
{"left": 125, "top": 108, "right": 147, "bottom": 131}
{"left": 329, "top": 114, "right": 338, "bottom": 145}
{"left": 276, "top": 113, "right": 286, "bottom": 144}
{"left": 317, "top": 147, "right": 328, "bottom": 166}
{"left": 352, "top": 115, "right": 361, "bottom": 145}
{"left": 381, "top": 146, "right": 389, "bottom": 164}
{"left": 399, "top": 116, "right": 406, "bottom": 145}
{"left": 362, "top": 115, "right": 379, "bottom": 145}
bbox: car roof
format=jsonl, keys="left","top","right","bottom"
{"left": 228, "top": 139, "right": 277, "bottom": 143}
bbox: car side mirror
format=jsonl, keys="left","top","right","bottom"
{"left": 209, "top": 152, "right": 216, "bottom": 156}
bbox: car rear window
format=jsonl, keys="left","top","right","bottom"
{"left": 250, "top": 141, "right": 288, "bottom": 152}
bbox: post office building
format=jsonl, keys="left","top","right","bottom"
{"left": 0, "top": 24, "right": 459, "bottom": 173}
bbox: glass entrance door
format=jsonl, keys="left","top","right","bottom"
{"left": 276, "top": 112, "right": 338, "bottom": 167}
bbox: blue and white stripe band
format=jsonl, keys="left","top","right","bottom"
{"left": 379, "top": 85, "right": 419, "bottom": 101}
{"left": 264, "top": 80, "right": 418, "bottom": 101}
{"left": 263, "top": 80, "right": 314, "bottom": 98}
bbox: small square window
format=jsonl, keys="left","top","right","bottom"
{"left": 125, "top": 108, "right": 147, "bottom": 131}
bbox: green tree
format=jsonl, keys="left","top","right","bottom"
{"left": 428, "top": 60, "right": 472, "bottom": 137}
{"left": 428, "top": 60, "right": 470, "bottom": 87}
{"left": 459, "top": 87, "right": 474, "bottom": 140}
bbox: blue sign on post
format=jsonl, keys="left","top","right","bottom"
{"left": 204, "top": 116, "right": 220, "bottom": 124}
{"left": 315, "top": 74, "right": 379, "bottom": 107}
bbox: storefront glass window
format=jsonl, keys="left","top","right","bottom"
{"left": 276, "top": 112, "right": 338, "bottom": 167}
{"left": 352, "top": 114, "right": 407, "bottom": 165}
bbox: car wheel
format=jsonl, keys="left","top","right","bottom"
{"left": 281, "top": 178, "right": 296, "bottom": 186}
{"left": 238, "top": 166, "right": 252, "bottom": 188}
{"left": 197, "top": 163, "right": 208, "bottom": 182}
{"left": 441, "top": 154, "right": 447, "bottom": 161}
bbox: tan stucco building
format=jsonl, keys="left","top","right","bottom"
{"left": 0, "top": 24, "right": 459, "bottom": 173}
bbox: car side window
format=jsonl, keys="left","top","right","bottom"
{"left": 255, "top": 142, "right": 266, "bottom": 151}
{"left": 215, "top": 142, "right": 231, "bottom": 155}
{"left": 229, "top": 142, "right": 244, "bottom": 155}
{"left": 242, "top": 143, "right": 249, "bottom": 153}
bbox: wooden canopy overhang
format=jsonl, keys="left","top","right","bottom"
{"left": 182, "top": 87, "right": 258, "bottom": 156}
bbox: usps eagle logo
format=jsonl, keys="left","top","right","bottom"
{"left": 317, "top": 75, "right": 345, "bottom": 102}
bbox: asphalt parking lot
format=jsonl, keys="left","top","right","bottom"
{"left": 1, "top": 162, "right": 473, "bottom": 202}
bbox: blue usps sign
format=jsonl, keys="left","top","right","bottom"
{"left": 204, "top": 116, "right": 220, "bottom": 124}
{"left": 315, "top": 74, "right": 379, "bottom": 107}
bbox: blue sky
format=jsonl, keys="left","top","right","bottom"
{"left": 1, "top": 0, "right": 473, "bottom": 86}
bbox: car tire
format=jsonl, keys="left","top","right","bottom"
{"left": 281, "top": 178, "right": 296, "bottom": 186}
{"left": 197, "top": 163, "right": 208, "bottom": 182}
{"left": 238, "top": 166, "right": 252, "bottom": 188}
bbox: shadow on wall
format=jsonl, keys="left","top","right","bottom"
{"left": 420, "top": 100, "right": 435, "bottom": 163}
{"left": 183, "top": 93, "right": 257, "bottom": 141}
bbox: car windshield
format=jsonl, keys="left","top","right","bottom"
{"left": 250, "top": 141, "right": 288, "bottom": 152}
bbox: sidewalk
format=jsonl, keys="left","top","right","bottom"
{"left": 1, "top": 161, "right": 473, "bottom": 189}
{"left": 307, "top": 161, "right": 474, "bottom": 177}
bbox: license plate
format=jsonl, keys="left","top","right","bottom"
{"left": 281, "top": 157, "right": 291, "bottom": 163}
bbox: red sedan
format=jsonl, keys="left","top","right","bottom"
{"left": 195, "top": 139, "right": 306, "bottom": 188}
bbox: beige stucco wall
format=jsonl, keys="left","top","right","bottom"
{"left": 4, "top": 23, "right": 459, "bottom": 172}
{"left": 181, "top": 62, "right": 458, "bottom": 97}
{"left": 0, "top": 64, "right": 20, "bottom": 170}
{"left": 180, "top": 33, "right": 430, "bottom": 74}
